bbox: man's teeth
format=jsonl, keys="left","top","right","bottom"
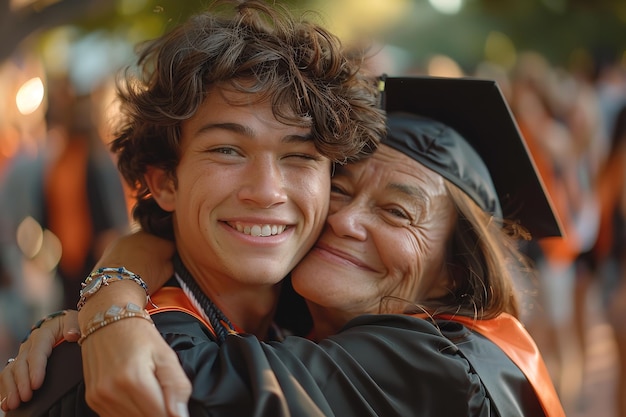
{"left": 235, "top": 223, "right": 286, "bottom": 237}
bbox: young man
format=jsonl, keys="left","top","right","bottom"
{"left": 0, "top": 1, "right": 385, "bottom": 416}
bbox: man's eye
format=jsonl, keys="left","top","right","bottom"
{"left": 286, "top": 153, "right": 322, "bottom": 161}
{"left": 211, "top": 147, "right": 239, "bottom": 156}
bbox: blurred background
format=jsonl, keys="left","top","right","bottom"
{"left": 1, "top": 0, "right": 625, "bottom": 416}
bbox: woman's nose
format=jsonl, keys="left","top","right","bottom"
{"left": 326, "top": 202, "right": 368, "bottom": 241}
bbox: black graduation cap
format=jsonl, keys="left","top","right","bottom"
{"left": 379, "top": 75, "right": 562, "bottom": 238}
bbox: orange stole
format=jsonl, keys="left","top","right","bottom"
{"left": 433, "top": 313, "right": 565, "bottom": 417}
{"left": 147, "top": 287, "right": 216, "bottom": 339}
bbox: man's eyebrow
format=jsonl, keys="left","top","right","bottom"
{"left": 195, "top": 122, "right": 249, "bottom": 136}
{"left": 195, "top": 122, "right": 313, "bottom": 142}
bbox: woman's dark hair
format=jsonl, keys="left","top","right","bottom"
{"left": 427, "top": 181, "right": 534, "bottom": 319}
{"left": 110, "top": 0, "right": 386, "bottom": 238}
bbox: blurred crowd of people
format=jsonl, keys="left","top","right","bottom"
{"left": 0, "top": 51, "right": 132, "bottom": 372}
{"left": 1, "top": 38, "right": 626, "bottom": 416}
{"left": 475, "top": 51, "right": 626, "bottom": 417}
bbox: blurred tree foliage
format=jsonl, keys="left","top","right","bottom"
{"left": 384, "top": 0, "right": 626, "bottom": 75}
{"left": 0, "top": 0, "right": 296, "bottom": 62}
{"left": 1, "top": 0, "right": 624, "bottom": 75}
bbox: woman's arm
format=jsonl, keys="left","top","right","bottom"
{"left": 78, "top": 230, "right": 193, "bottom": 417}
{"left": 0, "top": 231, "right": 192, "bottom": 417}
{"left": 4, "top": 308, "right": 489, "bottom": 417}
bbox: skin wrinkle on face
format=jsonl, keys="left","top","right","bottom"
{"left": 292, "top": 144, "right": 457, "bottom": 338}
{"left": 148, "top": 85, "right": 331, "bottom": 328}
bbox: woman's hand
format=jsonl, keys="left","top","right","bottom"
{"left": 0, "top": 310, "right": 80, "bottom": 412}
{"left": 80, "top": 316, "right": 191, "bottom": 417}
{"left": 78, "top": 230, "right": 191, "bottom": 417}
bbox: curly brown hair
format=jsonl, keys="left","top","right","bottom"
{"left": 109, "top": 0, "right": 386, "bottom": 237}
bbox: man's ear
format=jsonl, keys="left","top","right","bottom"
{"left": 145, "top": 166, "right": 176, "bottom": 212}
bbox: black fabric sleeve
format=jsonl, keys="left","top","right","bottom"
{"left": 156, "top": 312, "right": 492, "bottom": 417}
{"left": 6, "top": 343, "right": 96, "bottom": 417}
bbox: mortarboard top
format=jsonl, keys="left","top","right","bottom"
{"left": 379, "top": 75, "right": 562, "bottom": 238}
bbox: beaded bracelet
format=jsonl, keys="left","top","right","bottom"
{"left": 77, "top": 267, "right": 152, "bottom": 311}
{"left": 77, "top": 302, "right": 154, "bottom": 346}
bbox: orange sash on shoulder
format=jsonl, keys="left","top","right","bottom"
{"left": 147, "top": 287, "right": 216, "bottom": 338}
{"left": 436, "top": 313, "right": 565, "bottom": 417}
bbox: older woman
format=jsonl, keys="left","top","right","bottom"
{"left": 2, "top": 76, "right": 565, "bottom": 417}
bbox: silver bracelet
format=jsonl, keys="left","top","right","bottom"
{"left": 77, "top": 302, "right": 154, "bottom": 346}
{"left": 77, "top": 267, "right": 151, "bottom": 311}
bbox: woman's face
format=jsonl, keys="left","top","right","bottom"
{"left": 148, "top": 85, "right": 331, "bottom": 293}
{"left": 292, "top": 144, "right": 457, "bottom": 326}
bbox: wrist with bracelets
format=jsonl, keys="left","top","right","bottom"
{"left": 77, "top": 302, "right": 154, "bottom": 346}
{"left": 77, "top": 266, "right": 152, "bottom": 311}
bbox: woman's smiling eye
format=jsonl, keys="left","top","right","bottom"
{"left": 330, "top": 183, "right": 348, "bottom": 195}
{"left": 386, "top": 207, "right": 410, "bottom": 219}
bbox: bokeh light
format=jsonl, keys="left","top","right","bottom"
{"left": 15, "top": 77, "right": 44, "bottom": 115}
{"left": 428, "top": 0, "right": 464, "bottom": 15}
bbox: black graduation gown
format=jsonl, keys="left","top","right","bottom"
{"left": 9, "top": 309, "right": 545, "bottom": 417}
